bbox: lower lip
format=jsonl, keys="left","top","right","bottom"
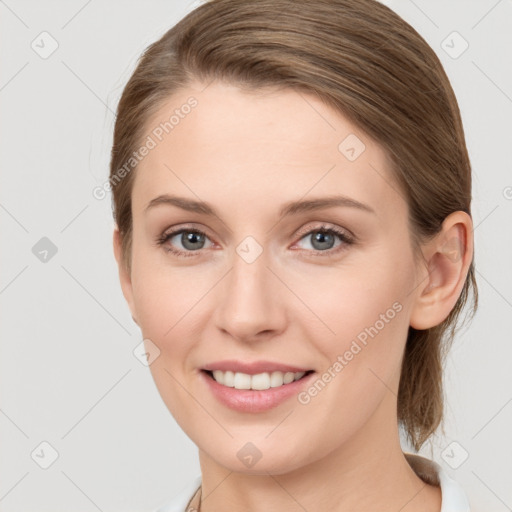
{"left": 199, "top": 370, "right": 316, "bottom": 413}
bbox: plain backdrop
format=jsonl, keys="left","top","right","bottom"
{"left": 1, "top": 0, "right": 511, "bottom": 511}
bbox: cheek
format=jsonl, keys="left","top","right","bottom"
{"left": 289, "top": 272, "right": 410, "bottom": 449}
{"left": 290, "top": 253, "right": 411, "bottom": 343}
{"left": 130, "top": 243, "right": 205, "bottom": 339}
{"left": 130, "top": 261, "right": 206, "bottom": 422}
{"left": 291, "top": 255, "right": 413, "bottom": 399}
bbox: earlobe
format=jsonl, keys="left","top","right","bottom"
{"left": 409, "top": 212, "right": 473, "bottom": 330}
{"left": 113, "top": 227, "right": 138, "bottom": 325}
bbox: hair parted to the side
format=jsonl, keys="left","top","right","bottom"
{"left": 109, "top": 0, "right": 478, "bottom": 451}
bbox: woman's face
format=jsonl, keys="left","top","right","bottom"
{"left": 116, "top": 80, "right": 425, "bottom": 474}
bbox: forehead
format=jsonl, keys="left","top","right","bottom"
{"left": 132, "top": 81, "right": 404, "bottom": 222}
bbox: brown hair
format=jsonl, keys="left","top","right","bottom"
{"left": 110, "top": 0, "right": 478, "bottom": 451}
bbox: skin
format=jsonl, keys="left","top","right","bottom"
{"left": 113, "top": 80, "right": 473, "bottom": 512}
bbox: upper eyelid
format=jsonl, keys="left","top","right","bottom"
{"left": 294, "top": 223, "right": 353, "bottom": 239}
{"left": 162, "top": 222, "right": 350, "bottom": 238}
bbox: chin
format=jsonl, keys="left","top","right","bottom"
{"left": 198, "top": 438, "right": 316, "bottom": 476}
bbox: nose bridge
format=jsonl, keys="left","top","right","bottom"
{"left": 214, "top": 239, "right": 284, "bottom": 340}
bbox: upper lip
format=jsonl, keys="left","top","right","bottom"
{"left": 202, "top": 360, "right": 313, "bottom": 375}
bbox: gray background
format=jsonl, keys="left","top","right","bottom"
{"left": 1, "top": 0, "right": 511, "bottom": 510}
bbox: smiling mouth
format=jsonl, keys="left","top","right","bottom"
{"left": 202, "top": 369, "right": 315, "bottom": 390}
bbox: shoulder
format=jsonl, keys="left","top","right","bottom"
{"left": 404, "top": 452, "right": 471, "bottom": 512}
{"left": 154, "top": 475, "right": 202, "bottom": 512}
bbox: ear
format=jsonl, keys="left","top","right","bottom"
{"left": 409, "top": 211, "right": 474, "bottom": 330}
{"left": 113, "top": 226, "right": 138, "bottom": 326}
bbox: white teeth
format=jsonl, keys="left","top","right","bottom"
{"left": 210, "top": 370, "right": 307, "bottom": 390}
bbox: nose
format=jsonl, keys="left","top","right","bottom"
{"left": 213, "top": 246, "right": 286, "bottom": 343}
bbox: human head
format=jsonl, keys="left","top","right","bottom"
{"left": 110, "top": 0, "right": 477, "bottom": 453}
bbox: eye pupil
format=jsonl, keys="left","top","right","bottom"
{"left": 312, "top": 230, "right": 335, "bottom": 250}
{"left": 182, "top": 231, "right": 205, "bottom": 250}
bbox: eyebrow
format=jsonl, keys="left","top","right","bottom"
{"left": 144, "top": 194, "right": 376, "bottom": 217}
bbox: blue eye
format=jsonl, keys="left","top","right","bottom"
{"left": 157, "top": 228, "right": 212, "bottom": 257}
{"left": 156, "top": 223, "right": 354, "bottom": 258}
{"left": 293, "top": 225, "right": 354, "bottom": 256}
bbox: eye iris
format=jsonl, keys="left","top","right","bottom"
{"left": 182, "top": 231, "right": 205, "bottom": 250}
{"left": 311, "top": 230, "right": 335, "bottom": 250}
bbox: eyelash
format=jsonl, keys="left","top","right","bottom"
{"left": 155, "top": 223, "right": 355, "bottom": 259}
